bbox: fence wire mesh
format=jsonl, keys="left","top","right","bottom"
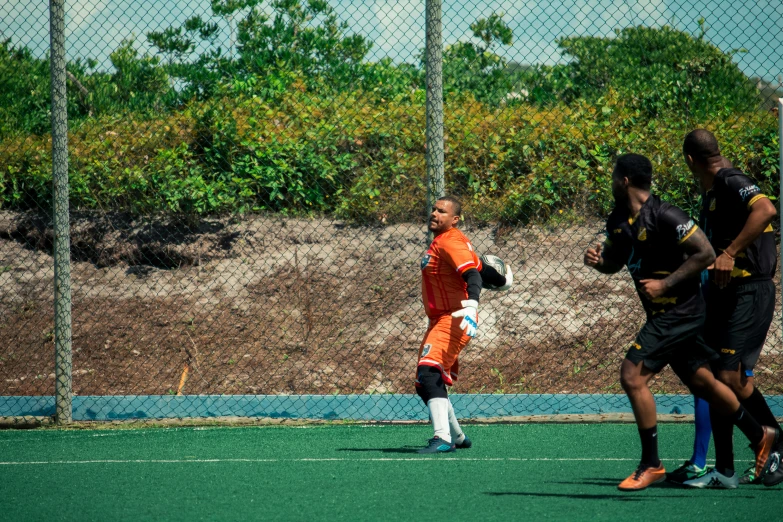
{"left": 1, "top": 0, "right": 782, "bottom": 423}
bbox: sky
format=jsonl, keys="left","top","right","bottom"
{"left": 1, "top": 0, "right": 782, "bottom": 82}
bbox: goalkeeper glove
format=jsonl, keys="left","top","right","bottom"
{"left": 451, "top": 300, "right": 478, "bottom": 338}
{"left": 497, "top": 264, "right": 513, "bottom": 291}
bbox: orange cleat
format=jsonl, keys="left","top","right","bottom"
{"left": 618, "top": 463, "right": 666, "bottom": 491}
{"left": 753, "top": 426, "right": 779, "bottom": 479}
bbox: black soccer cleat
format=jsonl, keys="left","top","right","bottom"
{"left": 762, "top": 452, "right": 783, "bottom": 487}
{"left": 417, "top": 436, "right": 456, "bottom": 454}
{"left": 739, "top": 465, "right": 761, "bottom": 485}
{"left": 455, "top": 436, "right": 472, "bottom": 449}
{"left": 666, "top": 460, "right": 704, "bottom": 485}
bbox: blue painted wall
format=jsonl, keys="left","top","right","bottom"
{"left": 5, "top": 394, "right": 781, "bottom": 421}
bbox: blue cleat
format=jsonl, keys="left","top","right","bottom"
{"left": 455, "top": 436, "right": 472, "bottom": 449}
{"left": 418, "top": 436, "right": 456, "bottom": 454}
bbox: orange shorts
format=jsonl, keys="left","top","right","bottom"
{"left": 417, "top": 313, "right": 473, "bottom": 386}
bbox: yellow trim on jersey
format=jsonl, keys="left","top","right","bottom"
{"left": 628, "top": 213, "right": 639, "bottom": 225}
{"left": 651, "top": 296, "right": 678, "bottom": 305}
{"left": 730, "top": 267, "right": 753, "bottom": 278}
{"left": 677, "top": 225, "right": 698, "bottom": 244}
{"left": 764, "top": 224, "right": 773, "bottom": 233}
{"left": 747, "top": 194, "right": 767, "bottom": 209}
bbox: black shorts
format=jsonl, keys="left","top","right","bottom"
{"left": 625, "top": 305, "right": 718, "bottom": 379}
{"left": 704, "top": 279, "right": 775, "bottom": 372}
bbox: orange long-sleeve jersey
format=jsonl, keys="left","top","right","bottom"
{"left": 420, "top": 228, "right": 482, "bottom": 318}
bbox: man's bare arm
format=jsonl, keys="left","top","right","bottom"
{"left": 663, "top": 228, "right": 715, "bottom": 290}
{"left": 724, "top": 197, "right": 776, "bottom": 258}
{"left": 584, "top": 243, "right": 624, "bottom": 274}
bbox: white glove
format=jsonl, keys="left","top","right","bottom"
{"left": 451, "top": 300, "right": 478, "bottom": 338}
{"left": 497, "top": 265, "right": 513, "bottom": 291}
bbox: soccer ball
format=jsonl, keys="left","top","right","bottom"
{"left": 480, "top": 254, "right": 511, "bottom": 290}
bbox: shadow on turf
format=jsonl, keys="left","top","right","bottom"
{"left": 486, "top": 480, "right": 759, "bottom": 501}
{"left": 486, "top": 492, "right": 655, "bottom": 501}
{"left": 337, "top": 447, "right": 421, "bottom": 454}
{"left": 486, "top": 491, "right": 758, "bottom": 500}
{"left": 559, "top": 478, "right": 764, "bottom": 494}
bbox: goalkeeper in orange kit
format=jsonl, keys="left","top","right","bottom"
{"left": 416, "top": 196, "right": 512, "bottom": 453}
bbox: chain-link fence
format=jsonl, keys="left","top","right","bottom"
{"left": 1, "top": 0, "right": 782, "bottom": 424}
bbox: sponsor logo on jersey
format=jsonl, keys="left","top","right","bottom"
{"left": 420, "top": 254, "right": 431, "bottom": 270}
{"left": 721, "top": 348, "right": 736, "bottom": 355}
{"left": 637, "top": 227, "right": 647, "bottom": 241}
{"left": 676, "top": 220, "right": 695, "bottom": 241}
{"left": 627, "top": 342, "right": 642, "bottom": 350}
{"left": 739, "top": 185, "right": 760, "bottom": 201}
{"left": 613, "top": 228, "right": 622, "bottom": 234}
{"left": 421, "top": 344, "right": 432, "bottom": 357}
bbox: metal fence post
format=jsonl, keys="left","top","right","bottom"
{"left": 779, "top": 97, "right": 783, "bottom": 344}
{"left": 50, "top": 0, "right": 73, "bottom": 424}
{"left": 425, "top": 0, "right": 445, "bottom": 240}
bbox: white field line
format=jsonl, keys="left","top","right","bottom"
{"left": 0, "top": 457, "right": 702, "bottom": 466}
{"left": 0, "top": 424, "right": 422, "bottom": 444}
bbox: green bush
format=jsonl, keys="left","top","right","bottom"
{"left": 0, "top": 23, "right": 778, "bottom": 224}
{"left": 1, "top": 84, "right": 777, "bottom": 224}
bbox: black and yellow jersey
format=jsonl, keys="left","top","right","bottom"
{"left": 699, "top": 168, "right": 777, "bottom": 283}
{"left": 603, "top": 195, "right": 702, "bottom": 317}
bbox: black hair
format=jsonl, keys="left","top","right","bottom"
{"left": 614, "top": 153, "right": 652, "bottom": 191}
{"left": 683, "top": 129, "right": 720, "bottom": 161}
{"left": 437, "top": 196, "right": 462, "bottom": 216}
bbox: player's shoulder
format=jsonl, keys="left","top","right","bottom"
{"left": 441, "top": 227, "right": 472, "bottom": 244}
{"left": 716, "top": 167, "right": 750, "bottom": 181}
{"left": 605, "top": 205, "right": 630, "bottom": 233}
{"left": 716, "top": 167, "right": 765, "bottom": 204}
{"left": 651, "top": 195, "right": 680, "bottom": 217}
{"left": 652, "top": 196, "right": 689, "bottom": 223}
{"left": 432, "top": 228, "right": 470, "bottom": 252}
{"left": 716, "top": 167, "right": 757, "bottom": 189}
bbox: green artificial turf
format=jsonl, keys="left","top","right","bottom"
{"left": 0, "top": 424, "right": 779, "bottom": 521}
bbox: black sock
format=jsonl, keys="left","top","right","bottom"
{"left": 710, "top": 404, "right": 735, "bottom": 473}
{"left": 639, "top": 425, "right": 660, "bottom": 468}
{"left": 740, "top": 388, "right": 781, "bottom": 432}
{"left": 733, "top": 404, "right": 765, "bottom": 448}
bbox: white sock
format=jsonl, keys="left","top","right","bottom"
{"left": 427, "top": 398, "right": 451, "bottom": 442}
{"left": 448, "top": 399, "right": 465, "bottom": 444}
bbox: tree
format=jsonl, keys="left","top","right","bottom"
{"left": 0, "top": 38, "right": 51, "bottom": 135}
{"left": 108, "top": 38, "right": 170, "bottom": 108}
{"left": 236, "top": 0, "right": 370, "bottom": 82}
{"left": 556, "top": 24, "right": 758, "bottom": 116}
{"left": 441, "top": 13, "right": 514, "bottom": 104}
{"left": 0, "top": 38, "right": 100, "bottom": 135}
{"left": 145, "top": 0, "right": 372, "bottom": 99}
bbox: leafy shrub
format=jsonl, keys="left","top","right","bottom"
{"left": 2, "top": 83, "right": 777, "bottom": 225}
{"left": 553, "top": 25, "right": 759, "bottom": 118}
{"left": 0, "top": 23, "right": 778, "bottom": 224}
